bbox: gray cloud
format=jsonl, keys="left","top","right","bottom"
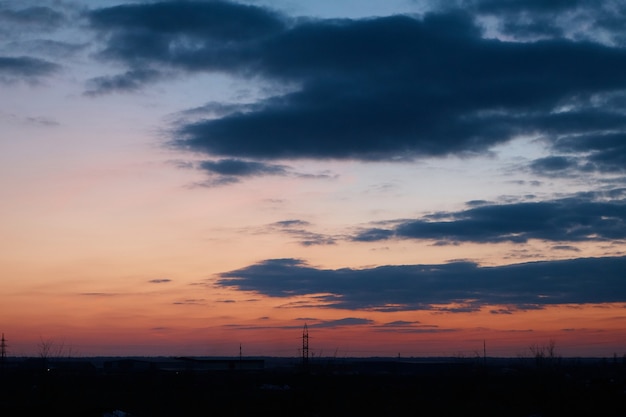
{"left": 215, "top": 256, "right": 626, "bottom": 312}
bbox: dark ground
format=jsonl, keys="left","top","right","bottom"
{"left": 1, "top": 358, "right": 626, "bottom": 416}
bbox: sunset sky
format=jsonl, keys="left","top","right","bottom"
{"left": 2, "top": 0, "right": 626, "bottom": 358}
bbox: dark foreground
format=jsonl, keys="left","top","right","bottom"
{"left": 1, "top": 358, "right": 626, "bottom": 416}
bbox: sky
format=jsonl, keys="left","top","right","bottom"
{"left": 2, "top": 0, "right": 626, "bottom": 358}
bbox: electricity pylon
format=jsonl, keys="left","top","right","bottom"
{"left": 302, "top": 323, "right": 309, "bottom": 368}
{"left": 0, "top": 333, "right": 6, "bottom": 365}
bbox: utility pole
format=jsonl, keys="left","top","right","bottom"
{"left": 302, "top": 323, "right": 309, "bottom": 369}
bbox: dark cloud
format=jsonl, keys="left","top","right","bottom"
{"left": 529, "top": 156, "right": 579, "bottom": 175}
{"left": 351, "top": 228, "right": 395, "bottom": 242}
{"left": 192, "top": 158, "right": 290, "bottom": 186}
{"left": 457, "top": 0, "right": 588, "bottom": 13}
{"left": 87, "top": 0, "right": 287, "bottom": 94}
{"left": 85, "top": 2, "right": 626, "bottom": 162}
{"left": 551, "top": 133, "right": 626, "bottom": 174}
{"left": 215, "top": 256, "right": 626, "bottom": 312}
{"left": 490, "top": 308, "right": 514, "bottom": 315}
{"left": 353, "top": 194, "right": 626, "bottom": 244}
{"left": 150, "top": 327, "right": 170, "bottom": 332}
{"left": 79, "top": 292, "right": 117, "bottom": 297}
{"left": 448, "top": 0, "right": 626, "bottom": 44}
{"left": 530, "top": 155, "right": 584, "bottom": 177}
{"left": 551, "top": 245, "right": 581, "bottom": 252}
{"left": 0, "top": 56, "right": 59, "bottom": 82}
{"left": 148, "top": 278, "right": 172, "bottom": 284}
{"left": 466, "top": 200, "right": 491, "bottom": 207}
{"left": 199, "top": 159, "right": 288, "bottom": 177}
{"left": 192, "top": 159, "right": 334, "bottom": 185}
{"left": 89, "top": 1, "right": 286, "bottom": 44}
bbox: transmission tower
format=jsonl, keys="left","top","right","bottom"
{"left": 0, "top": 333, "right": 6, "bottom": 364}
{"left": 302, "top": 323, "right": 309, "bottom": 368}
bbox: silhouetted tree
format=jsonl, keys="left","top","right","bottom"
{"left": 529, "top": 340, "right": 559, "bottom": 368}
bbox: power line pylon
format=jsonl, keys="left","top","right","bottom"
{"left": 0, "top": 333, "right": 6, "bottom": 365}
{"left": 302, "top": 323, "right": 309, "bottom": 369}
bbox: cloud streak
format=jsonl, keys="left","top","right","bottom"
{"left": 148, "top": 279, "right": 172, "bottom": 284}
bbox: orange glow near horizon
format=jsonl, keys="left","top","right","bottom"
{"left": 4, "top": 291, "right": 626, "bottom": 358}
